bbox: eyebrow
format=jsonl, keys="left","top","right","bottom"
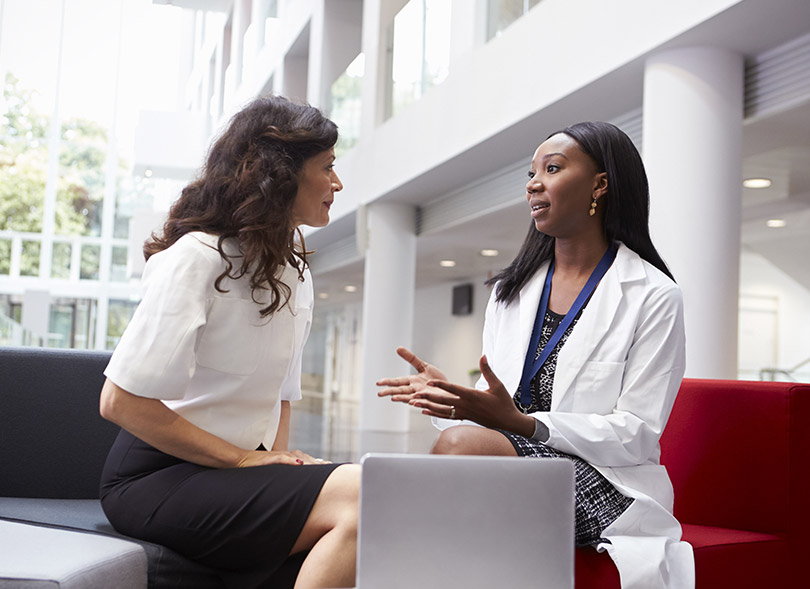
{"left": 541, "top": 152, "right": 568, "bottom": 161}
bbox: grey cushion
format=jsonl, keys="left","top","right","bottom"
{"left": 0, "top": 519, "right": 147, "bottom": 589}
{"left": 0, "top": 499, "right": 224, "bottom": 589}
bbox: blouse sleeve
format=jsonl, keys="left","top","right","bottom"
{"left": 278, "top": 267, "right": 314, "bottom": 402}
{"left": 104, "top": 238, "right": 219, "bottom": 400}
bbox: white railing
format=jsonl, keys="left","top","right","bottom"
{"left": 0, "top": 310, "right": 43, "bottom": 347}
{"left": 0, "top": 230, "right": 130, "bottom": 282}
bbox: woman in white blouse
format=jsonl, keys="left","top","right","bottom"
{"left": 99, "top": 96, "right": 358, "bottom": 589}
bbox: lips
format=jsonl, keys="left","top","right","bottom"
{"left": 529, "top": 199, "right": 549, "bottom": 218}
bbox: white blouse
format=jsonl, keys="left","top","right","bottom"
{"left": 104, "top": 232, "right": 313, "bottom": 451}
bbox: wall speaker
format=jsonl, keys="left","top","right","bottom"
{"left": 452, "top": 283, "right": 473, "bottom": 316}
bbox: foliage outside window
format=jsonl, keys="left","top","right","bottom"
{"left": 0, "top": 240, "right": 10, "bottom": 275}
{"left": 20, "top": 240, "right": 41, "bottom": 277}
{"left": 80, "top": 244, "right": 101, "bottom": 280}
{"left": 388, "top": 0, "right": 451, "bottom": 118}
{"left": 51, "top": 242, "right": 72, "bottom": 279}
{"left": 1, "top": 73, "right": 132, "bottom": 241}
{"left": 487, "top": 0, "right": 542, "bottom": 40}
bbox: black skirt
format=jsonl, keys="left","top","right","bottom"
{"left": 100, "top": 429, "right": 340, "bottom": 588}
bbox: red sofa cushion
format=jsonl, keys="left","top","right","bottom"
{"left": 576, "top": 379, "right": 810, "bottom": 587}
{"left": 575, "top": 524, "right": 789, "bottom": 589}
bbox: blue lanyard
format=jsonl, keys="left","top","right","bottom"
{"left": 518, "top": 243, "right": 618, "bottom": 408}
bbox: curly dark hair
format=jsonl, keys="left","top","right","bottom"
{"left": 489, "top": 121, "right": 673, "bottom": 305}
{"left": 144, "top": 95, "right": 338, "bottom": 317}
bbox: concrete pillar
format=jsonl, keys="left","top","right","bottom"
{"left": 22, "top": 290, "right": 50, "bottom": 345}
{"left": 643, "top": 47, "right": 744, "bottom": 379}
{"left": 358, "top": 202, "right": 417, "bottom": 454}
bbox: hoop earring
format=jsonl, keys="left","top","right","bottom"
{"left": 589, "top": 198, "right": 598, "bottom": 217}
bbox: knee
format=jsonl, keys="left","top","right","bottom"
{"left": 329, "top": 464, "right": 360, "bottom": 533}
{"left": 430, "top": 426, "right": 480, "bottom": 455}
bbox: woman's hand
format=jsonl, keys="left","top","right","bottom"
{"left": 376, "top": 347, "right": 449, "bottom": 403}
{"left": 236, "top": 449, "right": 332, "bottom": 468}
{"left": 410, "top": 355, "right": 536, "bottom": 438}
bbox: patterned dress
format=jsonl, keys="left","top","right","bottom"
{"left": 498, "top": 308, "right": 634, "bottom": 546}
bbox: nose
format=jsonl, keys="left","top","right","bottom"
{"left": 526, "top": 175, "right": 542, "bottom": 197}
{"left": 331, "top": 170, "right": 343, "bottom": 192}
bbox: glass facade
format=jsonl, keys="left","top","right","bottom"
{"left": 388, "top": 0, "right": 451, "bottom": 118}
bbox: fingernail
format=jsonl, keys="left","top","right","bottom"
{"left": 296, "top": 459, "right": 304, "bottom": 464}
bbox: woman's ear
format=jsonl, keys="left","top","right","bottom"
{"left": 593, "top": 172, "right": 608, "bottom": 200}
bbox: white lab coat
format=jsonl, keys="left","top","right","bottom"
{"left": 436, "top": 243, "right": 694, "bottom": 588}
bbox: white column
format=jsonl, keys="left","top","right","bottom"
{"left": 306, "top": 0, "right": 325, "bottom": 108}
{"left": 358, "top": 202, "right": 417, "bottom": 454}
{"left": 643, "top": 47, "right": 744, "bottom": 379}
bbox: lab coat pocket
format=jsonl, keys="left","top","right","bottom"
{"left": 196, "top": 297, "right": 261, "bottom": 375}
{"left": 570, "top": 360, "right": 625, "bottom": 413}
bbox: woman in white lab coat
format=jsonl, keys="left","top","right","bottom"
{"left": 378, "top": 122, "right": 694, "bottom": 588}
{"left": 99, "top": 96, "right": 358, "bottom": 589}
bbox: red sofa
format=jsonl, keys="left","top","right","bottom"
{"left": 575, "top": 378, "right": 810, "bottom": 588}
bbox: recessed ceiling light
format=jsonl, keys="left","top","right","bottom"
{"left": 344, "top": 285, "right": 357, "bottom": 293}
{"left": 318, "top": 292, "right": 329, "bottom": 299}
{"left": 480, "top": 249, "right": 499, "bottom": 257}
{"left": 743, "top": 178, "right": 772, "bottom": 189}
{"left": 766, "top": 219, "right": 786, "bottom": 228}
{"left": 439, "top": 260, "right": 456, "bottom": 268}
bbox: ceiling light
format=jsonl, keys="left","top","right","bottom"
{"left": 480, "top": 249, "right": 499, "bottom": 257}
{"left": 766, "top": 219, "right": 786, "bottom": 228}
{"left": 344, "top": 285, "right": 357, "bottom": 292}
{"left": 439, "top": 260, "right": 456, "bottom": 268}
{"left": 743, "top": 178, "right": 772, "bottom": 189}
{"left": 318, "top": 292, "right": 329, "bottom": 299}
{"left": 144, "top": 169, "right": 153, "bottom": 177}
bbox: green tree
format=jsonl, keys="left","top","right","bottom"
{"left": 0, "top": 73, "right": 108, "bottom": 238}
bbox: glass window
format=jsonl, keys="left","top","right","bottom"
{"left": 20, "top": 240, "right": 41, "bottom": 276}
{"left": 107, "top": 299, "right": 138, "bottom": 350}
{"left": 54, "top": 1, "right": 118, "bottom": 238}
{"left": 487, "top": 0, "right": 542, "bottom": 40}
{"left": 51, "top": 241, "right": 72, "bottom": 279}
{"left": 56, "top": 119, "right": 107, "bottom": 237}
{"left": 47, "top": 297, "right": 95, "bottom": 349}
{"left": 0, "top": 239, "right": 10, "bottom": 275}
{"left": 388, "top": 0, "right": 451, "bottom": 118}
{"left": 331, "top": 53, "right": 364, "bottom": 157}
{"left": 0, "top": 73, "right": 50, "bottom": 234}
{"left": 80, "top": 243, "right": 100, "bottom": 280}
{"left": 110, "top": 245, "right": 129, "bottom": 282}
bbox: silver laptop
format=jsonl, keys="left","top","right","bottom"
{"left": 357, "top": 453, "right": 574, "bottom": 589}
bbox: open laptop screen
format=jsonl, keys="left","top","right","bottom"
{"left": 357, "top": 453, "right": 574, "bottom": 589}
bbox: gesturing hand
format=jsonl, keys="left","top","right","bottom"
{"left": 409, "top": 355, "right": 535, "bottom": 437}
{"left": 376, "top": 347, "right": 449, "bottom": 404}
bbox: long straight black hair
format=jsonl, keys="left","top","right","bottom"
{"left": 487, "top": 121, "right": 673, "bottom": 305}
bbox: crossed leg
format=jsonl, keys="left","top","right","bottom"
{"left": 431, "top": 425, "right": 518, "bottom": 457}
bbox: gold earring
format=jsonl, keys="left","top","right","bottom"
{"left": 589, "top": 198, "right": 598, "bottom": 216}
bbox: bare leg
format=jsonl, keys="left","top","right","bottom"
{"left": 431, "top": 425, "right": 517, "bottom": 456}
{"left": 290, "top": 463, "right": 360, "bottom": 588}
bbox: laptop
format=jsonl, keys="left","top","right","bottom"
{"left": 357, "top": 453, "right": 574, "bottom": 589}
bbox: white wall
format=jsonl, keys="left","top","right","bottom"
{"left": 411, "top": 276, "right": 491, "bottom": 384}
{"left": 739, "top": 250, "right": 810, "bottom": 380}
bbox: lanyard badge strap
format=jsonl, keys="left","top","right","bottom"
{"left": 518, "top": 243, "right": 618, "bottom": 408}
